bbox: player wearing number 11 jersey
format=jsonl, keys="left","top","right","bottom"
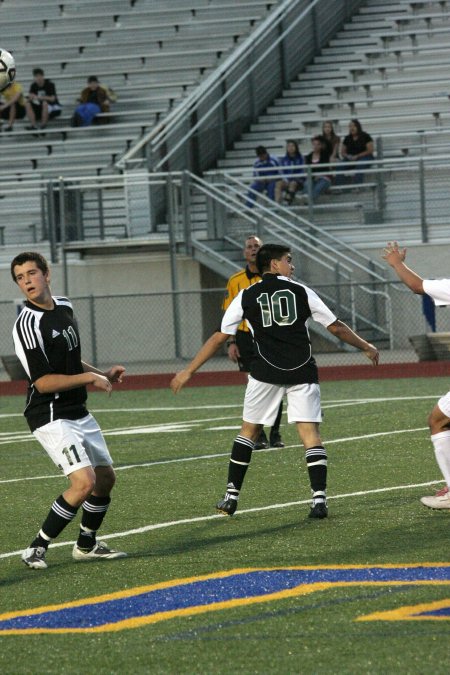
{"left": 171, "top": 244, "right": 379, "bottom": 518}
{"left": 11, "top": 251, "right": 127, "bottom": 569}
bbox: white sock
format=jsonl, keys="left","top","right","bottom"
{"left": 430, "top": 430, "right": 450, "bottom": 487}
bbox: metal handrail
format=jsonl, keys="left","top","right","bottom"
{"left": 115, "top": 0, "right": 336, "bottom": 171}
{"left": 220, "top": 171, "right": 387, "bottom": 280}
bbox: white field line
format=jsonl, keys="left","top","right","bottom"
{"left": 0, "top": 392, "right": 437, "bottom": 446}
{"left": 0, "top": 393, "right": 441, "bottom": 421}
{"left": 0, "top": 478, "right": 445, "bottom": 560}
{"left": 0, "top": 426, "right": 428, "bottom": 486}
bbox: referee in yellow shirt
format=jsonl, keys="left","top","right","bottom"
{"left": 222, "top": 235, "right": 284, "bottom": 448}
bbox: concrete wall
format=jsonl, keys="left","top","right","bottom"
{"left": 0, "top": 251, "right": 208, "bottom": 371}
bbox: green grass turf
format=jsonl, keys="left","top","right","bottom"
{"left": 0, "top": 377, "right": 450, "bottom": 673}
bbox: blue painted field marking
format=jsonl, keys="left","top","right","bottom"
{"left": 1, "top": 564, "right": 450, "bottom": 634}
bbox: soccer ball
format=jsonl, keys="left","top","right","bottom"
{"left": 0, "top": 48, "right": 16, "bottom": 92}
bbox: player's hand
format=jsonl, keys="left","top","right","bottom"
{"left": 382, "top": 241, "right": 406, "bottom": 266}
{"left": 105, "top": 365, "right": 125, "bottom": 383}
{"left": 170, "top": 370, "right": 192, "bottom": 394}
{"left": 227, "top": 343, "right": 240, "bottom": 363}
{"left": 91, "top": 372, "right": 113, "bottom": 395}
{"left": 364, "top": 344, "right": 379, "bottom": 366}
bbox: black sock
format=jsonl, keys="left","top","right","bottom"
{"left": 77, "top": 495, "right": 111, "bottom": 551}
{"left": 227, "top": 435, "right": 254, "bottom": 495}
{"left": 31, "top": 494, "right": 78, "bottom": 549}
{"left": 305, "top": 446, "right": 327, "bottom": 495}
{"left": 271, "top": 401, "right": 283, "bottom": 434}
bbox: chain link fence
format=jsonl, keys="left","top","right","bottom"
{"left": 2, "top": 282, "right": 449, "bottom": 380}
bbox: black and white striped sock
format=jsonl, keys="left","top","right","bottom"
{"left": 31, "top": 494, "right": 78, "bottom": 549}
{"left": 77, "top": 495, "right": 111, "bottom": 551}
{"left": 227, "top": 435, "right": 255, "bottom": 495}
{"left": 305, "top": 446, "right": 328, "bottom": 496}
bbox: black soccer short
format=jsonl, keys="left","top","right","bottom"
{"left": 235, "top": 330, "right": 255, "bottom": 373}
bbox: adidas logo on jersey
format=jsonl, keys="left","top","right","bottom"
{"left": 52, "top": 330, "right": 60, "bottom": 338}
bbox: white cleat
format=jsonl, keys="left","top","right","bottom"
{"left": 72, "top": 541, "right": 127, "bottom": 561}
{"left": 21, "top": 546, "right": 48, "bottom": 569}
{"left": 420, "top": 487, "right": 450, "bottom": 510}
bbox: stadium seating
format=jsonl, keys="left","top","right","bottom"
{"left": 210, "top": 0, "right": 450, "bottom": 246}
{"left": 0, "top": 0, "right": 279, "bottom": 243}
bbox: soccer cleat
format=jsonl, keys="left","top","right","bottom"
{"left": 216, "top": 493, "right": 238, "bottom": 516}
{"left": 21, "top": 546, "right": 48, "bottom": 569}
{"left": 308, "top": 502, "right": 328, "bottom": 519}
{"left": 308, "top": 494, "right": 328, "bottom": 519}
{"left": 254, "top": 430, "right": 269, "bottom": 450}
{"left": 72, "top": 541, "right": 127, "bottom": 561}
{"left": 420, "top": 487, "right": 450, "bottom": 510}
{"left": 269, "top": 430, "right": 285, "bottom": 448}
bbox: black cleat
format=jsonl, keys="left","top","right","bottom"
{"left": 254, "top": 430, "right": 269, "bottom": 450}
{"left": 216, "top": 493, "right": 238, "bottom": 516}
{"left": 269, "top": 431, "right": 285, "bottom": 448}
{"left": 308, "top": 501, "right": 328, "bottom": 519}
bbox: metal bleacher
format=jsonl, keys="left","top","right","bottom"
{"left": 0, "top": 0, "right": 279, "bottom": 244}
{"left": 210, "top": 0, "right": 450, "bottom": 247}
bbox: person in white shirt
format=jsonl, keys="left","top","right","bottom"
{"left": 383, "top": 241, "right": 450, "bottom": 509}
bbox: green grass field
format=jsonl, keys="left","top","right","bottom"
{"left": 1, "top": 376, "right": 450, "bottom": 674}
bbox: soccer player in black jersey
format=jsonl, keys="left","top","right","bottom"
{"left": 11, "top": 251, "right": 127, "bottom": 569}
{"left": 171, "top": 244, "right": 379, "bottom": 518}
{"left": 223, "top": 235, "right": 284, "bottom": 450}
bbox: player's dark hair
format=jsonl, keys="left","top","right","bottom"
{"left": 88, "top": 75, "right": 99, "bottom": 83}
{"left": 256, "top": 244, "right": 291, "bottom": 274}
{"left": 32, "top": 68, "right": 44, "bottom": 77}
{"left": 11, "top": 252, "right": 49, "bottom": 282}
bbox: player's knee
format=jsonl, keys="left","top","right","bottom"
{"left": 75, "top": 474, "right": 96, "bottom": 500}
{"left": 94, "top": 467, "right": 116, "bottom": 494}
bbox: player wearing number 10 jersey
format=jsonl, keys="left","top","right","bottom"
{"left": 11, "top": 251, "right": 127, "bottom": 569}
{"left": 171, "top": 244, "right": 379, "bottom": 518}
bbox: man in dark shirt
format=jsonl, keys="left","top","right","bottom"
{"left": 26, "top": 68, "right": 62, "bottom": 131}
{"left": 12, "top": 251, "right": 126, "bottom": 569}
{"left": 171, "top": 244, "right": 379, "bottom": 519}
{"left": 223, "top": 235, "right": 284, "bottom": 449}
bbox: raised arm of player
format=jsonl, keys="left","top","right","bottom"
{"left": 170, "top": 332, "right": 229, "bottom": 394}
{"left": 382, "top": 241, "right": 424, "bottom": 294}
{"left": 327, "top": 320, "right": 379, "bottom": 366}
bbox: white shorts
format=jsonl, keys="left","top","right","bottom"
{"left": 243, "top": 375, "right": 322, "bottom": 425}
{"left": 437, "top": 392, "right": 450, "bottom": 418}
{"left": 33, "top": 413, "right": 113, "bottom": 477}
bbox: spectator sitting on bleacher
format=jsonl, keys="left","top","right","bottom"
{"left": 0, "top": 80, "right": 27, "bottom": 132}
{"left": 275, "top": 139, "right": 304, "bottom": 205}
{"left": 300, "top": 135, "right": 332, "bottom": 203}
{"left": 246, "top": 145, "right": 280, "bottom": 208}
{"left": 71, "top": 76, "right": 116, "bottom": 127}
{"left": 322, "top": 120, "right": 340, "bottom": 163}
{"left": 26, "top": 68, "right": 62, "bottom": 133}
{"left": 338, "top": 118, "right": 374, "bottom": 184}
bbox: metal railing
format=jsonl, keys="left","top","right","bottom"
{"left": 1, "top": 154, "right": 450, "bottom": 255}
{"left": 116, "top": 0, "right": 363, "bottom": 173}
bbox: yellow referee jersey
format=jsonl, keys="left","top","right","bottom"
{"left": 222, "top": 266, "right": 261, "bottom": 332}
